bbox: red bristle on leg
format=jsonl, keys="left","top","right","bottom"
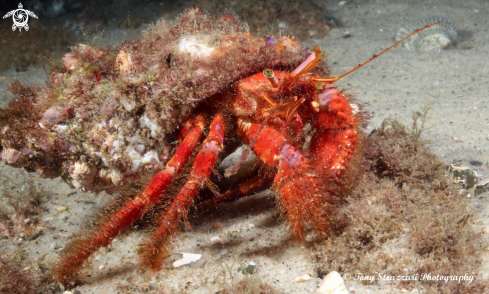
{"left": 238, "top": 120, "right": 329, "bottom": 240}
{"left": 53, "top": 116, "right": 205, "bottom": 284}
{"left": 274, "top": 144, "right": 329, "bottom": 240}
{"left": 138, "top": 114, "right": 225, "bottom": 271}
{"left": 307, "top": 128, "right": 358, "bottom": 179}
{"left": 175, "top": 118, "right": 194, "bottom": 142}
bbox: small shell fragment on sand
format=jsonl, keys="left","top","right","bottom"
{"left": 210, "top": 236, "right": 224, "bottom": 245}
{"left": 316, "top": 271, "right": 348, "bottom": 294}
{"left": 173, "top": 253, "right": 202, "bottom": 268}
{"left": 56, "top": 206, "right": 68, "bottom": 212}
{"left": 295, "top": 274, "right": 311, "bottom": 282}
{"left": 395, "top": 16, "right": 458, "bottom": 52}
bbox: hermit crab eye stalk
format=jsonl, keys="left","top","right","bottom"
{"left": 263, "top": 69, "right": 279, "bottom": 88}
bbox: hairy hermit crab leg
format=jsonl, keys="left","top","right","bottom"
{"left": 138, "top": 113, "right": 225, "bottom": 271}
{"left": 53, "top": 116, "right": 205, "bottom": 283}
{"left": 238, "top": 118, "right": 328, "bottom": 239}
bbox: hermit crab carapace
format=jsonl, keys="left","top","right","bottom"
{"left": 0, "top": 8, "right": 440, "bottom": 284}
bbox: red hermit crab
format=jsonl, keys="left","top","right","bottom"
{"left": 0, "top": 8, "right": 438, "bottom": 284}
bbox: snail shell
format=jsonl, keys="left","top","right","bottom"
{"left": 395, "top": 16, "right": 458, "bottom": 52}
{"left": 69, "top": 161, "right": 97, "bottom": 190}
{"left": 1, "top": 148, "right": 27, "bottom": 167}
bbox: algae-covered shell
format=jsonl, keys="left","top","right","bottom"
{"left": 1, "top": 148, "right": 26, "bottom": 167}
{"left": 0, "top": 8, "right": 325, "bottom": 194}
{"left": 395, "top": 16, "right": 458, "bottom": 52}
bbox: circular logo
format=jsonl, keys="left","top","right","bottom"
{"left": 13, "top": 9, "right": 28, "bottom": 27}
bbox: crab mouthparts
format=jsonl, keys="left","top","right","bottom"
{"left": 273, "top": 96, "right": 306, "bottom": 122}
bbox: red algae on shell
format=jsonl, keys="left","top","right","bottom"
{"left": 0, "top": 8, "right": 321, "bottom": 193}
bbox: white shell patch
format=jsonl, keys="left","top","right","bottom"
{"left": 173, "top": 252, "right": 202, "bottom": 268}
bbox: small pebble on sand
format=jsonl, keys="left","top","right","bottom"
{"left": 210, "top": 236, "right": 224, "bottom": 245}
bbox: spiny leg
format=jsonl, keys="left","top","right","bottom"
{"left": 238, "top": 119, "right": 329, "bottom": 240}
{"left": 53, "top": 116, "right": 205, "bottom": 284}
{"left": 138, "top": 113, "right": 225, "bottom": 271}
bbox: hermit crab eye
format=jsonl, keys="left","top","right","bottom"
{"left": 263, "top": 69, "right": 279, "bottom": 88}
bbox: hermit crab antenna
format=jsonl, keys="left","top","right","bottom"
{"left": 313, "top": 20, "right": 445, "bottom": 83}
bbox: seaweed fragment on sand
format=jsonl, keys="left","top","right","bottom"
{"left": 317, "top": 119, "right": 489, "bottom": 293}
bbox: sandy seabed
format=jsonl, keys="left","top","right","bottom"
{"left": 0, "top": 0, "right": 488, "bottom": 293}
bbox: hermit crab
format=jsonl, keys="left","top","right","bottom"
{"left": 0, "top": 8, "right": 438, "bottom": 284}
